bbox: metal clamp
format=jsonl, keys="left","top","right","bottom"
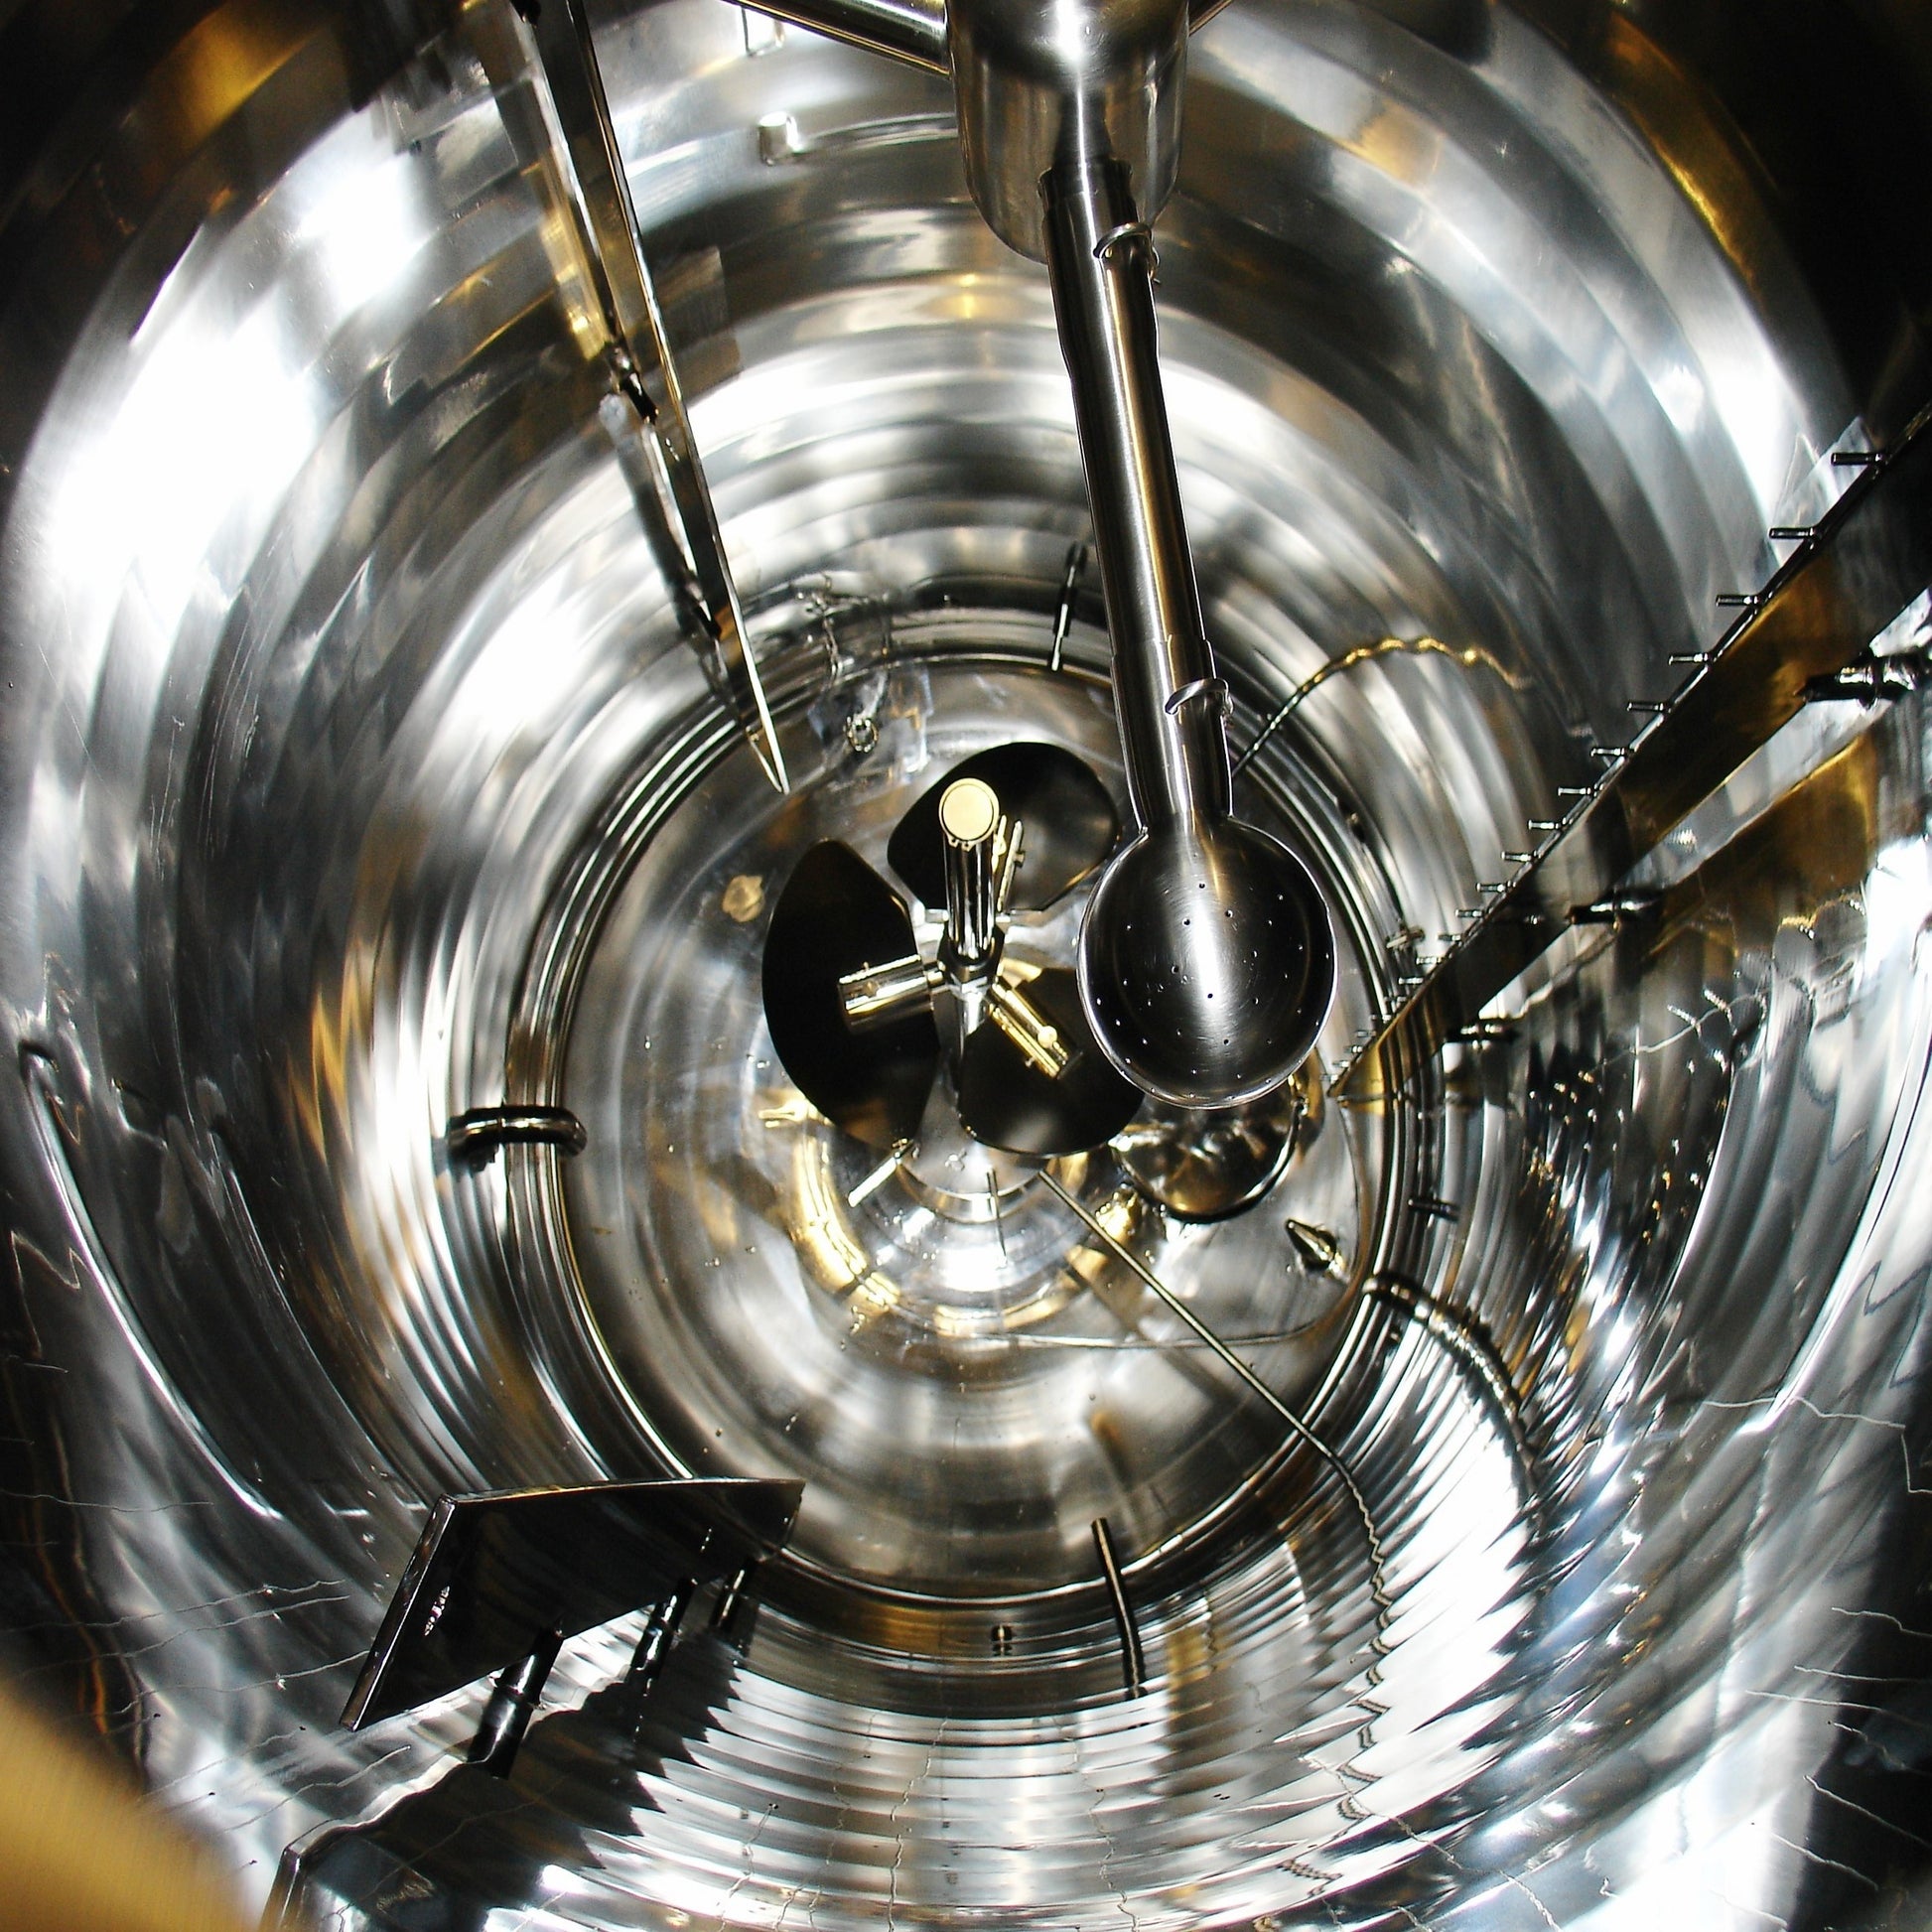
{"left": 1093, "top": 219, "right": 1159, "bottom": 276}
{"left": 986, "top": 979, "right": 1071, "bottom": 1078}
{"left": 839, "top": 953, "right": 941, "bottom": 1032}
{"left": 447, "top": 1105, "right": 588, "bottom": 1167}
{"left": 1163, "top": 674, "right": 1230, "bottom": 720}
{"left": 1804, "top": 646, "right": 1932, "bottom": 706}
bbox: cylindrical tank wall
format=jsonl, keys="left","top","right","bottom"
{"left": 1, "top": 1, "right": 1930, "bottom": 1926}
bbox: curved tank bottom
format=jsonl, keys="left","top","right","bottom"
{"left": 1, "top": 1, "right": 1930, "bottom": 1928}
{"left": 551, "top": 654, "right": 1372, "bottom": 1597}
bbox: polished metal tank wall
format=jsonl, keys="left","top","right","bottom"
{"left": 2, "top": 0, "right": 1930, "bottom": 1926}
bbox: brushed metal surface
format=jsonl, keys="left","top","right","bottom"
{"left": 1, "top": 0, "right": 1929, "bottom": 1927}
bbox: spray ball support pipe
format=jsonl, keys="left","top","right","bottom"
{"left": 742, "top": 0, "right": 1335, "bottom": 1103}
{"left": 1041, "top": 159, "right": 1335, "bottom": 1103}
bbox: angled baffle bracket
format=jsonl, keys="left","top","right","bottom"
{"left": 492, "top": 0, "right": 788, "bottom": 792}
{"left": 341, "top": 1477, "right": 802, "bottom": 1777}
{"left": 1335, "top": 402, "right": 1932, "bottom": 1105}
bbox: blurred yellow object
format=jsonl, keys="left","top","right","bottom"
{"left": 0, "top": 1685, "right": 256, "bottom": 1932}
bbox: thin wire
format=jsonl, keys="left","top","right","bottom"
{"left": 1232, "top": 634, "right": 1512, "bottom": 776}
{"left": 1039, "top": 1172, "right": 1392, "bottom": 1640}
{"left": 1001, "top": 1324, "right": 1329, "bottom": 1350}
{"left": 1090, "top": 1515, "right": 1145, "bottom": 1697}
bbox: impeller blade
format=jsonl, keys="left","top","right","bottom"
{"left": 762, "top": 842, "right": 940, "bottom": 1149}
{"left": 957, "top": 966, "right": 1142, "bottom": 1157}
{"left": 889, "top": 744, "right": 1120, "bottom": 911}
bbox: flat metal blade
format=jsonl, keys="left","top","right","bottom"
{"left": 763, "top": 842, "right": 941, "bottom": 1149}
{"left": 957, "top": 966, "right": 1143, "bottom": 1156}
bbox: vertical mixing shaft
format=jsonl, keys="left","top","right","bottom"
{"left": 939, "top": 777, "right": 1004, "bottom": 973}
{"left": 751, "top": 0, "right": 1336, "bottom": 1102}
{"left": 938, "top": 775, "right": 1004, "bottom": 1046}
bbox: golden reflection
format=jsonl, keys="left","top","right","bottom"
{"left": 1652, "top": 728, "right": 1884, "bottom": 958}
{"left": 1238, "top": 634, "right": 1528, "bottom": 776}
{"left": 757, "top": 1090, "right": 826, "bottom": 1128}
{"left": 785, "top": 1135, "right": 873, "bottom": 1293}
{"left": 153, "top": 9, "right": 318, "bottom": 164}
{"left": 0, "top": 1686, "right": 257, "bottom": 1932}
{"left": 463, "top": 7, "right": 610, "bottom": 358}
{"left": 1597, "top": 17, "right": 1781, "bottom": 299}
{"left": 1335, "top": 98, "right": 1439, "bottom": 187}
{"left": 846, "top": 1272, "right": 902, "bottom": 1325}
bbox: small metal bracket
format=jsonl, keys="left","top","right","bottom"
{"left": 1164, "top": 675, "right": 1230, "bottom": 719}
{"left": 708, "top": 1563, "right": 765, "bottom": 1650}
{"left": 1093, "top": 219, "right": 1158, "bottom": 277}
{"left": 1453, "top": 1017, "right": 1518, "bottom": 1044}
{"left": 1283, "top": 1218, "right": 1341, "bottom": 1274}
{"left": 1568, "top": 888, "right": 1663, "bottom": 927}
{"left": 446, "top": 1104, "right": 587, "bottom": 1167}
{"left": 1804, "top": 646, "right": 1932, "bottom": 707}
{"left": 1048, "top": 540, "right": 1088, "bottom": 672}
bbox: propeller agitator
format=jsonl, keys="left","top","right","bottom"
{"left": 762, "top": 748, "right": 1143, "bottom": 1156}
{"left": 752, "top": 0, "right": 1337, "bottom": 1104}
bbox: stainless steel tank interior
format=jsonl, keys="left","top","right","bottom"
{"left": 3, "top": 0, "right": 1932, "bottom": 1926}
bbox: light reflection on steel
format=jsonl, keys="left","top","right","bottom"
{"left": 511, "top": 0, "right": 790, "bottom": 792}
{"left": 1, "top": 0, "right": 1929, "bottom": 1926}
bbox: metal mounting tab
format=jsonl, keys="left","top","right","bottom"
{"left": 340, "top": 1477, "right": 802, "bottom": 1735}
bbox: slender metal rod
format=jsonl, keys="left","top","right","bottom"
{"left": 516, "top": 0, "right": 789, "bottom": 793}
{"left": 750, "top": 0, "right": 1232, "bottom": 75}
{"left": 1368, "top": 1274, "right": 1539, "bottom": 1505}
{"left": 938, "top": 775, "right": 1002, "bottom": 1046}
{"left": 1040, "top": 161, "right": 1231, "bottom": 833}
{"left": 1041, "top": 1172, "right": 1391, "bottom": 1627}
{"left": 1090, "top": 1516, "right": 1145, "bottom": 1698}
{"left": 1048, "top": 540, "right": 1087, "bottom": 673}
{"left": 939, "top": 777, "right": 1002, "bottom": 970}
{"left": 744, "top": 0, "right": 950, "bottom": 71}
{"left": 709, "top": 1564, "right": 761, "bottom": 1648}
{"left": 1044, "top": 1175, "right": 1320, "bottom": 1442}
